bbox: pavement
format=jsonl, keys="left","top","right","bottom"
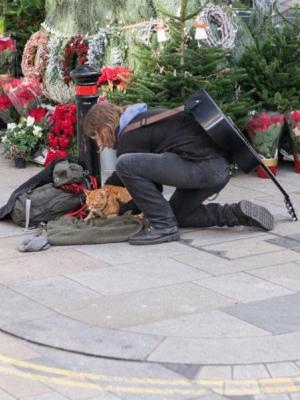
{"left": 1, "top": 148, "right": 300, "bottom": 399}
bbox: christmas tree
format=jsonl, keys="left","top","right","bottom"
{"left": 112, "top": 0, "right": 255, "bottom": 129}
{"left": 238, "top": 9, "right": 300, "bottom": 112}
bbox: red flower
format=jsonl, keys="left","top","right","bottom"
{"left": 28, "top": 107, "right": 47, "bottom": 123}
{"left": 97, "top": 66, "right": 132, "bottom": 87}
{"left": 0, "top": 38, "right": 16, "bottom": 52}
{"left": 46, "top": 103, "right": 77, "bottom": 157}
{"left": 291, "top": 111, "right": 300, "bottom": 123}
{"left": 0, "top": 95, "right": 12, "bottom": 110}
{"left": 44, "top": 150, "right": 68, "bottom": 166}
{"left": 247, "top": 112, "right": 284, "bottom": 135}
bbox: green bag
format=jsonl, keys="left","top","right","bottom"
{"left": 10, "top": 183, "right": 84, "bottom": 228}
{"left": 52, "top": 160, "right": 84, "bottom": 187}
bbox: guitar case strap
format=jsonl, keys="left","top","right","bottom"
{"left": 122, "top": 105, "right": 185, "bottom": 134}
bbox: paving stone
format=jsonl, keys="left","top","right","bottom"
{"left": 202, "top": 239, "right": 283, "bottom": 260}
{"left": 0, "top": 219, "right": 24, "bottom": 239}
{"left": 227, "top": 396, "right": 254, "bottom": 400}
{"left": 0, "top": 285, "right": 55, "bottom": 325}
{"left": 287, "top": 233, "right": 300, "bottom": 242}
{"left": 225, "top": 380, "right": 260, "bottom": 397}
{"left": 76, "top": 240, "right": 187, "bottom": 266}
{"left": 5, "top": 314, "right": 162, "bottom": 361}
{"left": 147, "top": 332, "right": 300, "bottom": 364}
{"left": 224, "top": 293, "right": 300, "bottom": 334}
{"left": 11, "top": 276, "right": 101, "bottom": 308}
{"left": 290, "top": 394, "right": 300, "bottom": 399}
{"left": 57, "top": 283, "right": 235, "bottom": 329}
{"left": 194, "top": 273, "right": 292, "bottom": 303}
{"left": 266, "top": 236, "right": 300, "bottom": 249}
{"left": 233, "top": 365, "right": 270, "bottom": 380}
{"left": 254, "top": 395, "right": 290, "bottom": 400}
{"left": 0, "top": 389, "right": 15, "bottom": 400}
{"left": 0, "top": 337, "right": 40, "bottom": 360}
{"left": 65, "top": 258, "right": 210, "bottom": 296}
{"left": 196, "top": 366, "right": 232, "bottom": 380}
{"left": 172, "top": 248, "right": 300, "bottom": 276}
{"left": 0, "top": 366, "right": 51, "bottom": 397}
{"left": 85, "top": 395, "right": 122, "bottom": 400}
{"left": 0, "top": 235, "right": 33, "bottom": 260}
{"left": 161, "top": 363, "right": 201, "bottom": 380}
{"left": 266, "top": 362, "right": 300, "bottom": 377}
{"left": 0, "top": 249, "right": 107, "bottom": 285}
{"left": 271, "top": 220, "right": 300, "bottom": 236}
{"left": 125, "top": 310, "right": 270, "bottom": 338}
{"left": 189, "top": 394, "right": 229, "bottom": 400}
{"left": 180, "top": 227, "right": 270, "bottom": 247}
{"left": 230, "top": 174, "right": 297, "bottom": 196}
{"left": 248, "top": 263, "right": 300, "bottom": 291}
{"left": 39, "top": 381, "right": 101, "bottom": 400}
{"left": 26, "top": 344, "right": 195, "bottom": 390}
{"left": 21, "top": 394, "right": 69, "bottom": 400}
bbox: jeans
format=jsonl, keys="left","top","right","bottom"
{"left": 116, "top": 152, "right": 238, "bottom": 229}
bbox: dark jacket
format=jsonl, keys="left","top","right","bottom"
{"left": 106, "top": 108, "right": 225, "bottom": 215}
{"left": 106, "top": 109, "right": 224, "bottom": 187}
{"left": 117, "top": 109, "right": 224, "bottom": 161}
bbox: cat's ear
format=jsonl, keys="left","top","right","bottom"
{"left": 83, "top": 189, "right": 91, "bottom": 197}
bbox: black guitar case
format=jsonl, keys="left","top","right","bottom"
{"left": 185, "top": 89, "right": 297, "bottom": 221}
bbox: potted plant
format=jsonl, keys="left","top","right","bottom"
{"left": 285, "top": 110, "right": 300, "bottom": 173}
{"left": 1, "top": 114, "right": 48, "bottom": 168}
{"left": 246, "top": 111, "right": 285, "bottom": 178}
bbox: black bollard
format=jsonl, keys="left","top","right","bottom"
{"left": 71, "top": 64, "right": 101, "bottom": 180}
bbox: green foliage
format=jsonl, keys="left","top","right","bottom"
{"left": 111, "top": 2, "right": 254, "bottom": 129}
{"left": 238, "top": 14, "right": 300, "bottom": 113}
{"left": 0, "top": 0, "right": 45, "bottom": 75}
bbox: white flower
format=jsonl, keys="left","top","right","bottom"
{"left": 294, "top": 127, "right": 300, "bottom": 137}
{"left": 26, "top": 116, "right": 35, "bottom": 127}
{"left": 7, "top": 123, "right": 17, "bottom": 130}
{"left": 33, "top": 126, "right": 42, "bottom": 137}
{"left": 1, "top": 135, "right": 8, "bottom": 144}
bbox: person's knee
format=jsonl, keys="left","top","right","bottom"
{"left": 116, "top": 154, "right": 134, "bottom": 177}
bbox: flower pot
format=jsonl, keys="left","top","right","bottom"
{"left": 294, "top": 154, "right": 300, "bottom": 174}
{"left": 257, "top": 158, "right": 278, "bottom": 179}
{"left": 14, "top": 156, "right": 26, "bottom": 169}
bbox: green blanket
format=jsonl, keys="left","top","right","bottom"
{"left": 47, "top": 214, "right": 143, "bottom": 246}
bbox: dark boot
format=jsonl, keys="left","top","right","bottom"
{"left": 232, "top": 200, "right": 274, "bottom": 231}
{"left": 129, "top": 225, "right": 180, "bottom": 245}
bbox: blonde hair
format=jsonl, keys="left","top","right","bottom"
{"left": 84, "top": 102, "right": 124, "bottom": 149}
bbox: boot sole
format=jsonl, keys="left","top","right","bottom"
{"left": 129, "top": 232, "right": 180, "bottom": 245}
{"left": 240, "top": 200, "right": 274, "bottom": 231}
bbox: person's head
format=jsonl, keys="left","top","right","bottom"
{"left": 84, "top": 102, "right": 124, "bottom": 149}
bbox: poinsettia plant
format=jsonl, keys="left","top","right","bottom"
{"left": 0, "top": 77, "right": 18, "bottom": 123}
{"left": 2, "top": 115, "right": 49, "bottom": 161}
{"left": 285, "top": 111, "right": 300, "bottom": 155}
{"left": 97, "top": 66, "right": 132, "bottom": 100}
{"left": 4, "top": 79, "right": 43, "bottom": 116}
{"left": 0, "top": 94, "right": 14, "bottom": 123}
{"left": 45, "top": 103, "right": 77, "bottom": 166}
{"left": 247, "top": 112, "right": 285, "bottom": 159}
{"left": 0, "top": 37, "right": 16, "bottom": 75}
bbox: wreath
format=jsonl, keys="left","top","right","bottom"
{"left": 63, "top": 35, "right": 89, "bottom": 84}
{"left": 21, "top": 31, "right": 49, "bottom": 81}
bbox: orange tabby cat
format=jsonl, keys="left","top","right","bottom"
{"left": 84, "top": 185, "right": 132, "bottom": 220}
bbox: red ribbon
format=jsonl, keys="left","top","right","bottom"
{"left": 75, "top": 85, "right": 98, "bottom": 96}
